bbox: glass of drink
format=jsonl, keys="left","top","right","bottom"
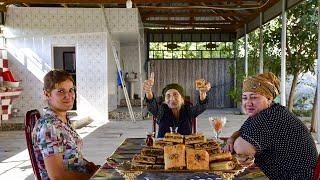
{"left": 169, "top": 127, "right": 178, "bottom": 133}
{"left": 145, "top": 132, "right": 155, "bottom": 147}
{"left": 209, "top": 116, "right": 226, "bottom": 139}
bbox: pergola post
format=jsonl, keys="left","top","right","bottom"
{"left": 280, "top": 0, "right": 287, "bottom": 106}
{"left": 316, "top": 3, "right": 320, "bottom": 142}
{"left": 233, "top": 38, "right": 238, "bottom": 108}
{"left": 259, "top": 12, "right": 264, "bottom": 74}
{"left": 244, "top": 24, "right": 248, "bottom": 77}
{"left": 234, "top": 39, "right": 237, "bottom": 89}
{"left": 138, "top": 36, "right": 143, "bottom": 116}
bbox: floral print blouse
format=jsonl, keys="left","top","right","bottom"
{"left": 32, "top": 108, "right": 89, "bottom": 180}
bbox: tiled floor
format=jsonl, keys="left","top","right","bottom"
{"left": 0, "top": 109, "right": 317, "bottom": 180}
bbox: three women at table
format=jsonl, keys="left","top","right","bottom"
{"left": 224, "top": 72, "right": 318, "bottom": 179}
{"left": 32, "top": 69, "right": 98, "bottom": 180}
{"left": 143, "top": 72, "right": 211, "bottom": 138}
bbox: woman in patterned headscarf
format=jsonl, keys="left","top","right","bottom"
{"left": 224, "top": 72, "right": 317, "bottom": 179}
{"left": 32, "top": 70, "right": 98, "bottom": 180}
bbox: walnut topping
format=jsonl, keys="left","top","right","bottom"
{"left": 195, "top": 154, "right": 202, "bottom": 161}
{"left": 168, "top": 153, "right": 179, "bottom": 160}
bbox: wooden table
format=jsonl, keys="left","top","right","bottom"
{"left": 91, "top": 138, "right": 269, "bottom": 180}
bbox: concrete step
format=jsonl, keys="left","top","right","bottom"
{"left": 108, "top": 111, "right": 150, "bottom": 121}
{"left": 119, "top": 99, "right": 146, "bottom": 107}
{"left": 0, "top": 116, "right": 24, "bottom": 131}
{"left": 108, "top": 106, "right": 151, "bottom": 121}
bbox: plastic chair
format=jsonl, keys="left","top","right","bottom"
{"left": 24, "top": 109, "right": 41, "bottom": 180}
{"left": 313, "top": 155, "right": 320, "bottom": 180}
{"left": 152, "top": 100, "right": 197, "bottom": 136}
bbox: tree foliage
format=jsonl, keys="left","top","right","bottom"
{"left": 264, "top": 0, "right": 317, "bottom": 75}
{"left": 230, "top": 0, "right": 318, "bottom": 112}
{"left": 264, "top": 0, "right": 317, "bottom": 111}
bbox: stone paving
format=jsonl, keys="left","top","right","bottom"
{"left": 0, "top": 108, "right": 316, "bottom": 179}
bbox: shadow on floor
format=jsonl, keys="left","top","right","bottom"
{"left": 0, "top": 131, "right": 27, "bottom": 162}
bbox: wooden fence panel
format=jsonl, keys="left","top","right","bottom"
{"left": 150, "top": 59, "right": 234, "bottom": 108}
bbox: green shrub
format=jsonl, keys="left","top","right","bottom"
{"left": 292, "top": 109, "right": 312, "bottom": 117}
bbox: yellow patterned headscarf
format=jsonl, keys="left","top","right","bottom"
{"left": 243, "top": 72, "right": 280, "bottom": 100}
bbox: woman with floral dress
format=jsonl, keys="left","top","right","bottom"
{"left": 32, "top": 69, "right": 98, "bottom": 180}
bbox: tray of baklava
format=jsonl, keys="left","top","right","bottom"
{"left": 116, "top": 132, "right": 254, "bottom": 174}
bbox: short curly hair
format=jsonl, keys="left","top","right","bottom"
{"left": 43, "top": 69, "right": 74, "bottom": 92}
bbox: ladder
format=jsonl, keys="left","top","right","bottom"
{"left": 101, "top": 6, "right": 136, "bottom": 122}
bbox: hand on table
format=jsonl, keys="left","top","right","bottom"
{"left": 222, "top": 137, "right": 235, "bottom": 153}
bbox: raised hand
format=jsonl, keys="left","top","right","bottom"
{"left": 195, "top": 79, "right": 211, "bottom": 93}
{"left": 143, "top": 72, "right": 154, "bottom": 99}
{"left": 195, "top": 79, "right": 211, "bottom": 101}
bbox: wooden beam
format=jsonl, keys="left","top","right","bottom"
{"left": 199, "top": 2, "right": 244, "bottom": 23}
{"left": 3, "top": 0, "right": 242, "bottom": 5}
{"left": 190, "top": 9, "right": 195, "bottom": 24}
{"left": 22, "top": 3, "right": 30, "bottom": 6}
{"left": 138, "top": 4, "right": 264, "bottom": 10}
{"left": 144, "top": 26, "right": 236, "bottom": 32}
{"left": 61, "top": 3, "right": 68, "bottom": 7}
{"left": 144, "top": 28, "right": 237, "bottom": 33}
{"left": 141, "top": 11, "right": 254, "bottom": 18}
{"left": 144, "top": 22, "right": 236, "bottom": 28}
{"left": 0, "top": 5, "right": 6, "bottom": 12}
{"left": 145, "top": 20, "right": 242, "bottom": 25}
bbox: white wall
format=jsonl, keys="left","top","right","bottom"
{"left": 120, "top": 42, "right": 145, "bottom": 100}
{"left": 107, "top": 37, "right": 119, "bottom": 111}
{"left": 7, "top": 33, "right": 109, "bottom": 121}
{"left": 5, "top": 7, "right": 139, "bottom": 38}
{"left": 118, "top": 12, "right": 146, "bottom": 102}
{"left": 4, "top": 7, "right": 141, "bottom": 121}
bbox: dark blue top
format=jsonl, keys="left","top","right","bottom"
{"left": 146, "top": 96, "right": 208, "bottom": 138}
{"left": 240, "top": 103, "right": 318, "bottom": 179}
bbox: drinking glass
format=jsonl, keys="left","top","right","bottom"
{"left": 169, "top": 127, "right": 178, "bottom": 133}
{"left": 209, "top": 116, "right": 226, "bottom": 139}
{"left": 145, "top": 132, "right": 155, "bottom": 146}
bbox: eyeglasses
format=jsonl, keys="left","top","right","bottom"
{"left": 53, "top": 87, "right": 76, "bottom": 96}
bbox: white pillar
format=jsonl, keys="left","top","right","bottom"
{"left": 259, "top": 12, "right": 264, "bottom": 74}
{"left": 244, "top": 24, "right": 248, "bottom": 77}
{"left": 280, "top": 0, "right": 287, "bottom": 106}
{"left": 138, "top": 36, "right": 143, "bottom": 113}
{"left": 234, "top": 40, "right": 237, "bottom": 91}
{"left": 316, "top": 4, "right": 320, "bottom": 142}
